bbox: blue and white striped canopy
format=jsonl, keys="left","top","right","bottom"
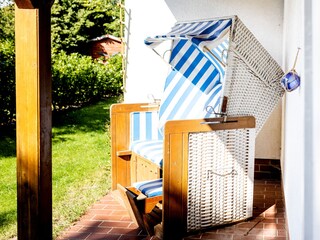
{"left": 145, "top": 18, "right": 232, "bottom": 134}
{"left": 144, "top": 18, "right": 232, "bottom": 50}
{"left": 144, "top": 18, "right": 232, "bottom": 94}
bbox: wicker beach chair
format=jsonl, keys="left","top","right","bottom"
{"left": 111, "top": 15, "right": 284, "bottom": 239}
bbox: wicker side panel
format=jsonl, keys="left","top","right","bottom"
{"left": 225, "top": 17, "right": 284, "bottom": 134}
{"left": 232, "top": 18, "right": 284, "bottom": 93}
{"left": 187, "top": 128, "right": 255, "bottom": 232}
{"left": 225, "top": 53, "right": 282, "bottom": 133}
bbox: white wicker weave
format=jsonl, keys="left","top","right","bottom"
{"left": 225, "top": 17, "right": 284, "bottom": 134}
{"left": 187, "top": 128, "right": 255, "bottom": 231}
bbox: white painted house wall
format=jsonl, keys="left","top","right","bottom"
{"left": 124, "top": 0, "right": 175, "bottom": 103}
{"left": 282, "top": 0, "right": 320, "bottom": 239}
{"left": 124, "top": 0, "right": 284, "bottom": 159}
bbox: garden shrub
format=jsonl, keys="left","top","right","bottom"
{"left": 0, "top": 40, "right": 15, "bottom": 125}
{"left": 52, "top": 51, "right": 122, "bottom": 110}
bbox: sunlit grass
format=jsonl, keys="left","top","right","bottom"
{"left": 0, "top": 98, "right": 117, "bottom": 239}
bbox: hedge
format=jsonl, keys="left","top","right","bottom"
{"left": 52, "top": 51, "right": 123, "bottom": 110}
{"left": 0, "top": 51, "right": 123, "bottom": 125}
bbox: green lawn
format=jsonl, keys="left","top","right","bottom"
{"left": 0, "top": 98, "right": 117, "bottom": 239}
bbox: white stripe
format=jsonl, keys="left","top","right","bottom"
{"left": 159, "top": 72, "right": 189, "bottom": 127}
{"left": 139, "top": 112, "right": 146, "bottom": 140}
{"left": 151, "top": 112, "right": 159, "bottom": 139}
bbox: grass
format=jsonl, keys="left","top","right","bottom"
{"left": 0, "top": 98, "right": 117, "bottom": 240}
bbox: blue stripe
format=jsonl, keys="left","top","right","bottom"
{"left": 170, "top": 40, "right": 187, "bottom": 62}
{"left": 159, "top": 73, "right": 185, "bottom": 117}
{"left": 200, "top": 67, "right": 220, "bottom": 92}
{"left": 165, "top": 77, "right": 194, "bottom": 121}
{"left": 133, "top": 113, "right": 140, "bottom": 141}
{"left": 164, "top": 69, "right": 178, "bottom": 89}
{"left": 204, "top": 85, "right": 223, "bottom": 118}
{"left": 185, "top": 53, "right": 205, "bottom": 84}
{"left": 174, "top": 45, "right": 195, "bottom": 71}
{"left": 133, "top": 179, "right": 163, "bottom": 197}
{"left": 190, "top": 20, "right": 232, "bottom": 46}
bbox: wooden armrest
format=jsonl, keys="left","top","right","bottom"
{"left": 127, "top": 186, "right": 146, "bottom": 198}
{"left": 116, "top": 150, "right": 132, "bottom": 156}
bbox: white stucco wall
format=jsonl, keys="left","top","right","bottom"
{"left": 124, "top": 0, "right": 284, "bottom": 160}
{"left": 282, "top": 1, "right": 304, "bottom": 239}
{"left": 123, "top": 0, "right": 175, "bottom": 103}
{"left": 282, "top": 0, "right": 320, "bottom": 239}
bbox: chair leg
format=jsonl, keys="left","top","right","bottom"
{"left": 121, "top": 185, "right": 163, "bottom": 236}
{"left": 143, "top": 206, "right": 162, "bottom": 236}
{"left": 117, "top": 184, "right": 145, "bottom": 229}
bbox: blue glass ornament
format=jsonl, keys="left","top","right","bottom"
{"left": 281, "top": 70, "right": 301, "bottom": 92}
{"left": 281, "top": 48, "right": 301, "bottom": 92}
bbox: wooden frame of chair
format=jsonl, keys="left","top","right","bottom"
{"left": 111, "top": 105, "right": 255, "bottom": 239}
{"left": 110, "top": 102, "right": 160, "bottom": 189}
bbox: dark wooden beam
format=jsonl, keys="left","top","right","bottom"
{"left": 15, "top": 0, "right": 54, "bottom": 9}
{"left": 15, "top": 1, "right": 53, "bottom": 239}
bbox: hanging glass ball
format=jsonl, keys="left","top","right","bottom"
{"left": 280, "top": 70, "right": 301, "bottom": 92}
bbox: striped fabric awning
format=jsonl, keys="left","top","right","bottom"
{"left": 144, "top": 18, "right": 232, "bottom": 51}
{"left": 144, "top": 18, "right": 232, "bottom": 95}
{"left": 145, "top": 18, "right": 232, "bottom": 134}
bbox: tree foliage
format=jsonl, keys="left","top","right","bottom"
{"left": 0, "top": 0, "right": 122, "bottom": 125}
{"left": 51, "top": 0, "right": 120, "bottom": 55}
{"left": 0, "top": 3, "right": 15, "bottom": 125}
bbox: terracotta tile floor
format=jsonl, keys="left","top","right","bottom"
{"left": 57, "top": 180, "right": 287, "bottom": 240}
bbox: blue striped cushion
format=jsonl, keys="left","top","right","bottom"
{"left": 133, "top": 178, "right": 163, "bottom": 197}
{"left": 130, "top": 140, "right": 163, "bottom": 168}
{"left": 130, "top": 111, "right": 163, "bottom": 142}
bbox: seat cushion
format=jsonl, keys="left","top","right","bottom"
{"left": 130, "top": 140, "right": 163, "bottom": 168}
{"left": 133, "top": 178, "right": 163, "bottom": 197}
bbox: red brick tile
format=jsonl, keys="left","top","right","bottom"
{"left": 99, "top": 221, "right": 131, "bottom": 228}
{"left": 59, "top": 231, "right": 91, "bottom": 239}
{"left": 121, "top": 215, "right": 133, "bottom": 221}
{"left": 108, "top": 227, "right": 142, "bottom": 235}
{"left": 253, "top": 193, "right": 265, "bottom": 199}
{"left": 201, "top": 232, "right": 233, "bottom": 239}
{"left": 88, "top": 209, "right": 114, "bottom": 215}
{"left": 264, "top": 237, "right": 287, "bottom": 240}
{"left": 183, "top": 232, "right": 202, "bottom": 239}
{"left": 128, "top": 222, "right": 140, "bottom": 229}
{"left": 236, "top": 222, "right": 263, "bottom": 229}
{"left": 216, "top": 225, "right": 235, "bottom": 233}
{"left": 111, "top": 210, "right": 131, "bottom": 216}
{"left": 91, "top": 204, "right": 107, "bottom": 210}
{"left": 78, "top": 226, "right": 111, "bottom": 233}
{"left": 233, "top": 234, "right": 263, "bottom": 240}
{"left": 77, "top": 220, "right": 103, "bottom": 227}
{"left": 87, "top": 233, "right": 121, "bottom": 240}
{"left": 118, "top": 236, "right": 147, "bottom": 240}
{"left": 261, "top": 229, "right": 278, "bottom": 237}
{"left": 277, "top": 229, "right": 289, "bottom": 237}
{"left": 58, "top": 180, "right": 288, "bottom": 240}
{"left": 66, "top": 225, "right": 83, "bottom": 232}
{"left": 92, "top": 214, "right": 123, "bottom": 221}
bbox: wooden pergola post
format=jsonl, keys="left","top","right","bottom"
{"left": 15, "top": 0, "right": 54, "bottom": 239}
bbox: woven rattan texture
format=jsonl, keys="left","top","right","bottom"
{"left": 187, "top": 128, "right": 255, "bottom": 232}
{"left": 225, "top": 17, "right": 284, "bottom": 134}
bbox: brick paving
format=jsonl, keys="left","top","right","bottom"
{"left": 57, "top": 179, "right": 287, "bottom": 240}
